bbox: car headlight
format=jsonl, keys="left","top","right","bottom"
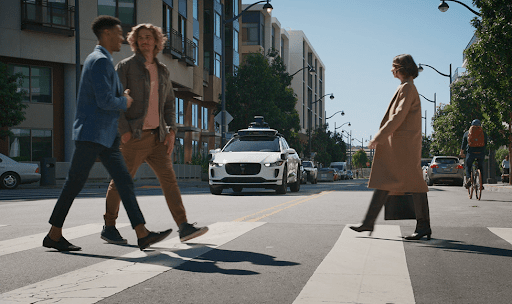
{"left": 264, "top": 160, "right": 284, "bottom": 167}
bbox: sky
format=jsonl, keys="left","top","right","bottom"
{"left": 262, "top": 0, "right": 478, "bottom": 146}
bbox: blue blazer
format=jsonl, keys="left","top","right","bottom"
{"left": 73, "top": 45, "right": 127, "bottom": 148}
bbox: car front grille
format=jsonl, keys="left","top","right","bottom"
{"left": 225, "top": 163, "right": 261, "bottom": 175}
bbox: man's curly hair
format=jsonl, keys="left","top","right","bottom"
{"left": 127, "top": 23, "right": 167, "bottom": 56}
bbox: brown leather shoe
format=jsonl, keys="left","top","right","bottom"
{"left": 43, "top": 234, "right": 82, "bottom": 251}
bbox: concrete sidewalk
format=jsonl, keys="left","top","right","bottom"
{"left": 483, "top": 182, "right": 512, "bottom": 193}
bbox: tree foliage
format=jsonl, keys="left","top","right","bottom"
{"left": 0, "top": 62, "right": 27, "bottom": 139}
{"left": 223, "top": 49, "right": 302, "bottom": 153}
{"left": 310, "top": 125, "right": 346, "bottom": 167}
{"left": 352, "top": 149, "right": 369, "bottom": 169}
{"left": 422, "top": 135, "right": 432, "bottom": 158}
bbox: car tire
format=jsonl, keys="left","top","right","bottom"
{"left": 313, "top": 176, "right": 318, "bottom": 184}
{"left": 426, "top": 176, "right": 433, "bottom": 186}
{"left": 1, "top": 172, "right": 20, "bottom": 190}
{"left": 456, "top": 179, "right": 464, "bottom": 187}
{"left": 276, "top": 166, "right": 288, "bottom": 194}
{"left": 232, "top": 186, "right": 243, "bottom": 193}
{"left": 209, "top": 185, "right": 223, "bottom": 195}
{"left": 290, "top": 170, "right": 300, "bottom": 192}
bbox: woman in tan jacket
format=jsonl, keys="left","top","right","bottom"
{"left": 350, "top": 54, "right": 431, "bottom": 240}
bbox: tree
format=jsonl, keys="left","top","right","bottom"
{"left": 309, "top": 125, "right": 346, "bottom": 167}
{"left": 465, "top": 0, "right": 511, "bottom": 182}
{"left": 352, "top": 149, "right": 369, "bottom": 169}
{"left": 422, "top": 135, "right": 432, "bottom": 158}
{"left": 0, "top": 62, "right": 27, "bottom": 140}
{"left": 223, "top": 49, "right": 301, "bottom": 153}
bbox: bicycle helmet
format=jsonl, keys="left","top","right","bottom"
{"left": 471, "top": 119, "right": 481, "bottom": 126}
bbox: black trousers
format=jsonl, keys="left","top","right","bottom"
{"left": 362, "top": 189, "right": 431, "bottom": 232}
{"left": 49, "top": 137, "right": 146, "bottom": 229}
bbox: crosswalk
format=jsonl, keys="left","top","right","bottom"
{"left": 1, "top": 223, "right": 512, "bottom": 304}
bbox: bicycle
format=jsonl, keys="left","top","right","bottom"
{"left": 467, "top": 159, "right": 483, "bottom": 200}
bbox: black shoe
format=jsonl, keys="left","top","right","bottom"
{"left": 101, "top": 225, "right": 128, "bottom": 244}
{"left": 137, "top": 229, "right": 173, "bottom": 250}
{"left": 349, "top": 225, "right": 374, "bottom": 236}
{"left": 179, "top": 222, "right": 209, "bottom": 242}
{"left": 404, "top": 229, "right": 432, "bottom": 240}
{"left": 43, "top": 234, "right": 82, "bottom": 251}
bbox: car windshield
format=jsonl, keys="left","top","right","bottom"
{"left": 303, "top": 161, "right": 313, "bottom": 167}
{"left": 436, "top": 158, "right": 458, "bottom": 165}
{"left": 223, "top": 136, "right": 280, "bottom": 152}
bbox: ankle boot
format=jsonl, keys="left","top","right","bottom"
{"left": 351, "top": 190, "right": 389, "bottom": 235}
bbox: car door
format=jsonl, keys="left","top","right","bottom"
{"left": 281, "top": 138, "right": 299, "bottom": 183}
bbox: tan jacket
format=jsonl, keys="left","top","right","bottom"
{"left": 368, "top": 79, "right": 428, "bottom": 193}
{"left": 115, "top": 53, "right": 177, "bottom": 142}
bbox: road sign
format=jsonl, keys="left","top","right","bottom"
{"left": 214, "top": 111, "right": 233, "bottom": 125}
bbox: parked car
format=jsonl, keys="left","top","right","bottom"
{"left": 330, "top": 162, "right": 347, "bottom": 180}
{"left": 424, "top": 156, "right": 464, "bottom": 186}
{"left": 208, "top": 117, "right": 301, "bottom": 195}
{"left": 318, "top": 167, "right": 335, "bottom": 182}
{"left": 0, "top": 153, "right": 40, "bottom": 189}
{"left": 332, "top": 168, "right": 340, "bottom": 181}
{"left": 299, "top": 164, "right": 308, "bottom": 184}
{"left": 302, "top": 160, "right": 318, "bottom": 184}
{"left": 346, "top": 170, "right": 354, "bottom": 180}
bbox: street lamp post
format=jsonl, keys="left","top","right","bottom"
{"left": 308, "top": 93, "right": 334, "bottom": 159}
{"left": 341, "top": 129, "right": 352, "bottom": 169}
{"left": 418, "top": 63, "right": 452, "bottom": 104}
{"left": 290, "top": 65, "right": 316, "bottom": 77}
{"left": 419, "top": 93, "right": 436, "bottom": 115}
{"left": 438, "top": 0, "right": 481, "bottom": 16}
{"left": 220, "top": 0, "right": 273, "bottom": 147}
{"left": 421, "top": 110, "right": 427, "bottom": 136}
{"left": 325, "top": 110, "right": 345, "bottom": 120}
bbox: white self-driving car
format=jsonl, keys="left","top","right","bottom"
{"left": 208, "top": 117, "right": 301, "bottom": 195}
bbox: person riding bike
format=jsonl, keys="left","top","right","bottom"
{"left": 459, "top": 119, "right": 487, "bottom": 189}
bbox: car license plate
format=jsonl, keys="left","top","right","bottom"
{"left": 321, "top": 174, "right": 327, "bottom": 178}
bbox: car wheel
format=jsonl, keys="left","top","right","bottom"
{"left": 313, "top": 176, "right": 318, "bottom": 184}
{"left": 290, "top": 170, "right": 300, "bottom": 192}
{"left": 1, "top": 172, "right": 20, "bottom": 190}
{"left": 276, "top": 166, "right": 288, "bottom": 194}
{"left": 209, "top": 185, "right": 223, "bottom": 195}
{"left": 457, "top": 179, "right": 464, "bottom": 187}
{"left": 232, "top": 186, "right": 243, "bottom": 193}
{"left": 426, "top": 176, "right": 433, "bottom": 186}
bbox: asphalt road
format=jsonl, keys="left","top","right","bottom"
{"left": 1, "top": 179, "right": 512, "bottom": 303}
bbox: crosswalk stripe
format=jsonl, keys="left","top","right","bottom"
{"left": 0, "top": 223, "right": 130, "bottom": 257}
{"left": 0, "top": 222, "right": 265, "bottom": 304}
{"left": 293, "top": 225, "right": 415, "bottom": 304}
{"left": 488, "top": 227, "right": 512, "bottom": 244}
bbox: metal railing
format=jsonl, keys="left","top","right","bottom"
{"left": 452, "top": 67, "right": 467, "bottom": 83}
{"left": 21, "top": 0, "right": 75, "bottom": 32}
{"left": 164, "top": 29, "right": 183, "bottom": 58}
{"left": 463, "top": 33, "right": 478, "bottom": 62}
{"left": 183, "top": 38, "right": 197, "bottom": 65}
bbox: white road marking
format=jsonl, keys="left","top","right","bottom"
{"left": 488, "top": 227, "right": 512, "bottom": 244}
{"left": 0, "top": 222, "right": 265, "bottom": 304}
{"left": 293, "top": 225, "right": 415, "bottom": 304}
{"left": 0, "top": 223, "right": 130, "bottom": 257}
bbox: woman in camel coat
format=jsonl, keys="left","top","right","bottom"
{"left": 350, "top": 54, "right": 431, "bottom": 240}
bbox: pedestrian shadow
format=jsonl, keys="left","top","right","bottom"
{"left": 62, "top": 244, "right": 300, "bottom": 276}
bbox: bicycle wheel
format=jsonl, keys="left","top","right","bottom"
{"left": 475, "top": 169, "right": 482, "bottom": 200}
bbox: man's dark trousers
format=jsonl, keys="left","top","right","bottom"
{"left": 465, "top": 151, "right": 485, "bottom": 180}
{"left": 49, "top": 136, "right": 146, "bottom": 229}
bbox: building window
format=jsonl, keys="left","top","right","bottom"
{"left": 9, "top": 129, "right": 52, "bottom": 162}
{"left": 234, "top": 0, "right": 238, "bottom": 15}
{"left": 8, "top": 64, "right": 52, "bottom": 104}
{"left": 204, "top": 51, "right": 211, "bottom": 73}
{"left": 97, "top": 0, "right": 136, "bottom": 35}
{"left": 194, "top": 38, "right": 199, "bottom": 66}
{"left": 175, "top": 97, "right": 184, "bottom": 124}
{"left": 233, "top": 29, "right": 239, "bottom": 52}
{"left": 204, "top": 9, "right": 211, "bottom": 35}
{"left": 163, "top": 3, "right": 172, "bottom": 34}
{"left": 192, "top": 103, "right": 198, "bottom": 128}
{"left": 214, "top": 53, "right": 221, "bottom": 78}
{"left": 280, "top": 37, "right": 284, "bottom": 58}
{"left": 192, "top": 140, "right": 199, "bottom": 157}
{"left": 271, "top": 26, "right": 275, "bottom": 50}
{"left": 214, "top": 12, "right": 221, "bottom": 38}
{"left": 201, "top": 107, "right": 208, "bottom": 130}
{"left": 178, "top": 14, "right": 186, "bottom": 50}
{"left": 242, "top": 23, "right": 258, "bottom": 45}
{"left": 202, "top": 141, "right": 208, "bottom": 157}
{"left": 193, "top": 0, "right": 198, "bottom": 20}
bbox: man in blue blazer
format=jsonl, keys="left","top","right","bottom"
{"left": 43, "top": 16, "right": 172, "bottom": 252}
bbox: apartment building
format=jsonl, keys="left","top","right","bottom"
{"left": 0, "top": 0, "right": 242, "bottom": 165}
{"left": 240, "top": 4, "right": 326, "bottom": 141}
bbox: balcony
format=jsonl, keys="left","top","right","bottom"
{"left": 21, "top": 0, "right": 75, "bottom": 37}
{"left": 181, "top": 38, "right": 196, "bottom": 66}
{"left": 163, "top": 29, "right": 183, "bottom": 59}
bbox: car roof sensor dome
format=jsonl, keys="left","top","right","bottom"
{"left": 249, "top": 116, "right": 269, "bottom": 129}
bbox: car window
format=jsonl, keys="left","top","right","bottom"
{"left": 303, "top": 161, "right": 313, "bottom": 167}
{"left": 436, "top": 158, "right": 457, "bottom": 165}
{"left": 224, "top": 136, "right": 280, "bottom": 152}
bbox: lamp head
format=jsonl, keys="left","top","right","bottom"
{"left": 348, "top": 122, "right": 351, "bottom": 127}
{"left": 418, "top": 64, "right": 424, "bottom": 72}
{"left": 341, "top": 111, "right": 345, "bottom": 116}
{"left": 308, "top": 66, "right": 316, "bottom": 75}
{"left": 438, "top": 1, "right": 449, "bottom": 12}
{"left": 263, "top": 1, "right": 273, "bottom": 14}
{"left": 329, "top": 94, "right": 335, "bottom": 100}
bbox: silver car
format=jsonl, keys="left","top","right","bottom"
{"left": 0, "top": 153, "right": 41, "bottom": 189}
{"left": 424, "top": 156, "right": 464, "bottom": 186}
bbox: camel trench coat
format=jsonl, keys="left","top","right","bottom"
{"left": 368, "top": 79, "right": 428, "bottom": 193}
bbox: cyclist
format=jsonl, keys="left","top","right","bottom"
{"left": 459, "top": 119, "right": 487, "bottom": 189}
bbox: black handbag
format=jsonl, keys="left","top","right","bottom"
{"left": 384, "top": 195, "right": 416, "bottom": 220}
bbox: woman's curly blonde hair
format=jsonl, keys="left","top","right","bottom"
{"left": 127, "top": 23, "right": 167, "bottom": 56}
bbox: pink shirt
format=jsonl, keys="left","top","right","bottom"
{"left": 143, "top": 62, "right": 159, "bottom": 130}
